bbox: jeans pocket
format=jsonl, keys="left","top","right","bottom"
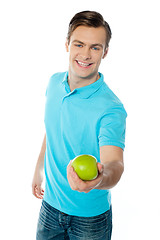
{"left": 70, "top": 207, "right": 112, "bottom": 240}
{"left": 38, "top": 200, "right": 58, "bottom": 231}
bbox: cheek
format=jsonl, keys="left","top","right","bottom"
{"left": 94, "top": 54, "right": 103, "bottom": 64}
{"left": 69, "top": 48, "right": 79, "bottom": 60}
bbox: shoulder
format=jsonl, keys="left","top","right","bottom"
{"left": 97, "top": 82, "right": 127, "bottom": 116}
{"left": 49, "top": 72, "right": 66, "bottom": 85}
{"left": 101, "top": 82, "right": 122, "bottom": 104}
{"left": 45, "top": 71, "right": 66, "bottom": 96}
{"left": 46, "top": 71, "right": 66, "bottom": 89}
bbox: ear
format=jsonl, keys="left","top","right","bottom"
{"left": 102, "top": 48, "right": 109, "bottom": 59}
{"left": 65, "top": 38, "right": 69, "bottom": 52}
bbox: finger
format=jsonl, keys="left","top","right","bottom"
{"left": 68, "top": 164, "right": 98, "bottom": 193}
{"left": 71, "top": 166, "right": 101, "bottom": 192}
{"left": 32, "top": 185, "right": 38, "bottom": 197}
{"left": 68, "top": 167, "right": 80, "bottom": 188}
{"left": 68, "top": 166, "right": 86, "bottom": 191}
{"left": 38, "top": 188, "right": 44, "bottom": 197}
{"left": 68, "top": 166, "right": 79, "bottom": 180}
{"left": 67, "top": 160, "right": 73, "bottom": 168}
{"left": 35, "top": 192, "right": 43, "bottom": 199}
{"left": 84, "top": 190, "right": 90, "bottom": 193}
{"left": 83, "top": 170, "right": 103, "bottom": 190}
{"left": 97, "top": 162, "right": 104, "bottom": 174}
{"left": 34, "top": 186, "right": 44, "bottom": 199}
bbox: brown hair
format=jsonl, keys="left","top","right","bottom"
{"left": 67, "top": 11, "right": 112, "bottom": 49}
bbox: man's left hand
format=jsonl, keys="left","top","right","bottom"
{"left": 67, "top": 161, "right": 104, "bottom": 193}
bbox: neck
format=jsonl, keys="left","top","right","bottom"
{"left": 68, "top": 71, "right": 100, "bottom": 92}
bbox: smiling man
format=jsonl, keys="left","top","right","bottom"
{"left": 66, "top": 25, "right": 108, "bottom": 90}
{"left": 32, "top": 11, "right": 127, "bottom": 240}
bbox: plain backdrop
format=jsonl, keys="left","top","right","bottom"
{"left": 0, "top": 0, "right": 160, "bottom": 239}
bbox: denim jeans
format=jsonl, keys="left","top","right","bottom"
{"left": 36, "top": 200, "right": 112, "bottom": 240}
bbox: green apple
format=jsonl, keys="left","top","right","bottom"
{"left": 71, "top": 154, "right": 98, "bottom": 181}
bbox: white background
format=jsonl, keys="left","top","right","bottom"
{"left": 0, "top": 0, "right": 160, "bottom": 239}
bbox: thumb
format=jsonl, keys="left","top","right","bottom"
{"left": 97, "top": 162, "right": 104, "bottom": 174}
{"left": 34, "top": 185, "right": 44, "bottom": 198}
{"left": 36, "top": 185, "right": 41, "bottom": 195}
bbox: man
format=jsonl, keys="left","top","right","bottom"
{"left": 32, "top": 10, "right": 127, "bottom": 240}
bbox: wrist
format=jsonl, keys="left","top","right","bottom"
{"left": 93, "top": 175, "right": 104, "bottom": 189}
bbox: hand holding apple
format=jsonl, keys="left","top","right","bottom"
{"left": 67, "top": 155, "right": 104, "bottom": 193}
{"left": 71, "top": 154, "right": 98, "bottom": 180}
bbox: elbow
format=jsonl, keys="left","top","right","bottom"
{"left": 121, "top": 161, "right": 124, "bottom": 175}
{"left": 112, "top": 161, "right": 124, "bottom": 188}
{"left": 118, "top": 160, "right": 124, "bottom": 180}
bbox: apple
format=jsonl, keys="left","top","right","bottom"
{"left": 71, "top": 154, "right": 98, "bottom": 181}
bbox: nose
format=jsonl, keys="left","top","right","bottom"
{"left": 80, "top": 47, "right": 91, "bottom": 60}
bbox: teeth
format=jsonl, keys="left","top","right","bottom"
{"left": 77, "top": 61, "right": 91, "bottom": 67}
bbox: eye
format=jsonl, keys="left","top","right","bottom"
{"left": 75, "top": 44, "right": 83, "bottom": 48}
{"left": 92, "top": 47, "right": 100, "bottom": 51}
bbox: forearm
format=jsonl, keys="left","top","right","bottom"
{"left": 35, "top": 134, "right": 46, "bottom": 172}
{"left": 32, "top": 134, "right": 46, "bottom": 198}
{"left": 96, "top": 161, "right": 124, "bottom": 190}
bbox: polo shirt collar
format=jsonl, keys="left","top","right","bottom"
{"left": 62, "top": 71, "right": 104, "bottom": 99}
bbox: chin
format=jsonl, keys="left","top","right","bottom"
{"left": 73, "top": 68, "right": 98, "bottom": 80}
{"left": 78, "top": 70, "right": 99, "bottom": 80}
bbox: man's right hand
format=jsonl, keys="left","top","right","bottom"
{"left": 32, "top": 169, "right": 44, "bottom": 199}
{"left": 32, "top": 134, "right": 46, "bottom": 199}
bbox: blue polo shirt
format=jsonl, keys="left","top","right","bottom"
{"left": 43, "top": 71, "right": 127, "bottom": 217}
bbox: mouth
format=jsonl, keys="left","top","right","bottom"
{"left": 75, "top": 60, "right": 93, "bottom": 68}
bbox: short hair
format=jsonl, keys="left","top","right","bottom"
{"left": 67, "top": 11, "right": 112, "bottom": 49}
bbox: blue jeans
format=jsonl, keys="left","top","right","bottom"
{"left": 36, "top": 200, "right": 112, "bottom": 240}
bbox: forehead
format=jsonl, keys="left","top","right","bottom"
{"left": 70, "top": 26, "right": 106, "bottom": 46}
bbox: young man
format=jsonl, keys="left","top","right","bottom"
{"left": 32, "top": 11, "right": 127, "bottom": 240}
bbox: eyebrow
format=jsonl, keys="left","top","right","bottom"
{"left": 72, "top": 40, "right": 103, "bottom": 48}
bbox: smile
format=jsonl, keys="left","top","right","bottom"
{"left": 75, "top": 60, "right": 93, "bottom": 68}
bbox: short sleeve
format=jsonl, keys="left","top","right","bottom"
{"left": 45, "top": 76, "right": 52, "bottom": 97}
{"left": 98, "top": 105, "right": 127, "bottom": 150}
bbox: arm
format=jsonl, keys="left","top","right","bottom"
{"left": 95, "top": 145, "right": 124, "bottom": 190}
{"left": 67, "top": 145, "right": 124, "bottom": 193}
{"left": 32, "top": 134, "right": 46, "bottom": 199}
